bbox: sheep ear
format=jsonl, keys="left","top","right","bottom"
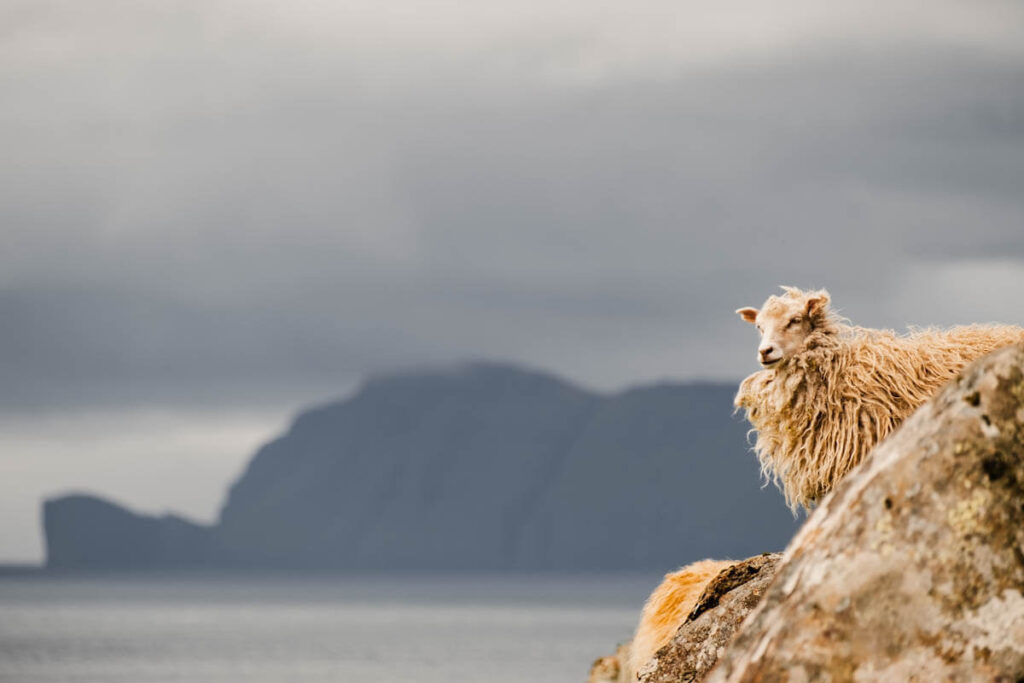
{"left": 805, "top": 292, "right": 830, "bottom": 317}
{"left": 736, "top": 307, "right": 759, "bottom": 323}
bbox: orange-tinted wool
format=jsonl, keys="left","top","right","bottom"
{"left": 627, "top": 559, "right": 735, "bottom": 678}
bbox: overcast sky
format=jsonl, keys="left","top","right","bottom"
{"left": 2, "top": 0, "right": 1023, "bottom": 561}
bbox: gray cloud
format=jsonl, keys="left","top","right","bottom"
{"left": 5, "top": 0, "right": 1024, "bottom": 563}
{"left": 2, "top": 0, "right": 1024, "bottom": 413}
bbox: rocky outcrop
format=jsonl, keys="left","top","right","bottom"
{"left": 708, "top": 343, "right": 1024, "bottom": 681}
{"left": 638, "top": 553, "right": 781, "bottom": 683}
{"left": 44, "top": 495, "right": 213, "bottom": 569}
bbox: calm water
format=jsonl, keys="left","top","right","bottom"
{"left": 0, "top": 573, "right": 658, "bottom": 683}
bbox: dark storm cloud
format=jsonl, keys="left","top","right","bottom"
{"left": 3, "top": 1, "right": 1024, "bottom": 412}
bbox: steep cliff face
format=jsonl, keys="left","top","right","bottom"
{"left": 512, "top": 384, "right": 796, "bottom": 570}
{"left": 215, "top": 363, "right": 600, "bottom": 569}
{"left": 44, "top": 362, "right": 799, "bottom": 571}
{"left": 214, "top": 363, "right": 798, "bottom": 570}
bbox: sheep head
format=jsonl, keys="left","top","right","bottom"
{"left": 736, "top": 286, "right": 831, "bottom": 369}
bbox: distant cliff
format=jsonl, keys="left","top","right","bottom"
{"left": 44, "top": 362, "right": 799, "bottom": 571}
{"left": 44, "top": 495, "right": 212, "bottom": 569}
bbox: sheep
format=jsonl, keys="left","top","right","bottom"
{"left": 594, "top": 286, "right": 1021, "bottom": 681}
{"left": 734, "top": 286, "right": 1024, "bottom": 511}
{"left": 588, "top": 558, "right": 735, "bottom": 682}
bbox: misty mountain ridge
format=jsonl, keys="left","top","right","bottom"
{"left": 45, "top": 361, "right": 800, "bottom": 571}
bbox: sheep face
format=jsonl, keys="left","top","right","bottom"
{"left": 737, "top": 288, "right": 830, "bottom": 368}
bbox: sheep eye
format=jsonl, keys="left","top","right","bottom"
{"left": 787, "top": 317, "right": 801, "bottom": 328}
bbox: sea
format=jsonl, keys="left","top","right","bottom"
{"left": 0, "top": 571, "right": 659, "bottom": 683}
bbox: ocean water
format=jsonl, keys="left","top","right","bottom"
{"left": 0, "top": 573, "right": 658, "bottom": 683}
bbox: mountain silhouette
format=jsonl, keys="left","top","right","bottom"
{"left": 45, "top": 362, "right": 799, "bottom": 571}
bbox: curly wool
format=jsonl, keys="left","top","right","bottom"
{"left": 735, "top": 301, "right": 1024, "bottom": 512}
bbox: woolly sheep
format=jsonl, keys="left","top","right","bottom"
{"left": 734, "top": 286, "right": 1024, "bottom": 511}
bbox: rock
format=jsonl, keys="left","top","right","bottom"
{"left": 709, "top": 344, "right": 1024, "bottom": 681}
{"left": 638, "top": 553, "right": 781, "bottom": 683}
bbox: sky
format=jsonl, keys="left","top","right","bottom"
{"left": 2, "top": 0, "right": 1024, "bottom": 562}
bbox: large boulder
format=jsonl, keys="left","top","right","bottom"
{"left": 709, "top": 343, "right": 1024, "bottom": 681}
